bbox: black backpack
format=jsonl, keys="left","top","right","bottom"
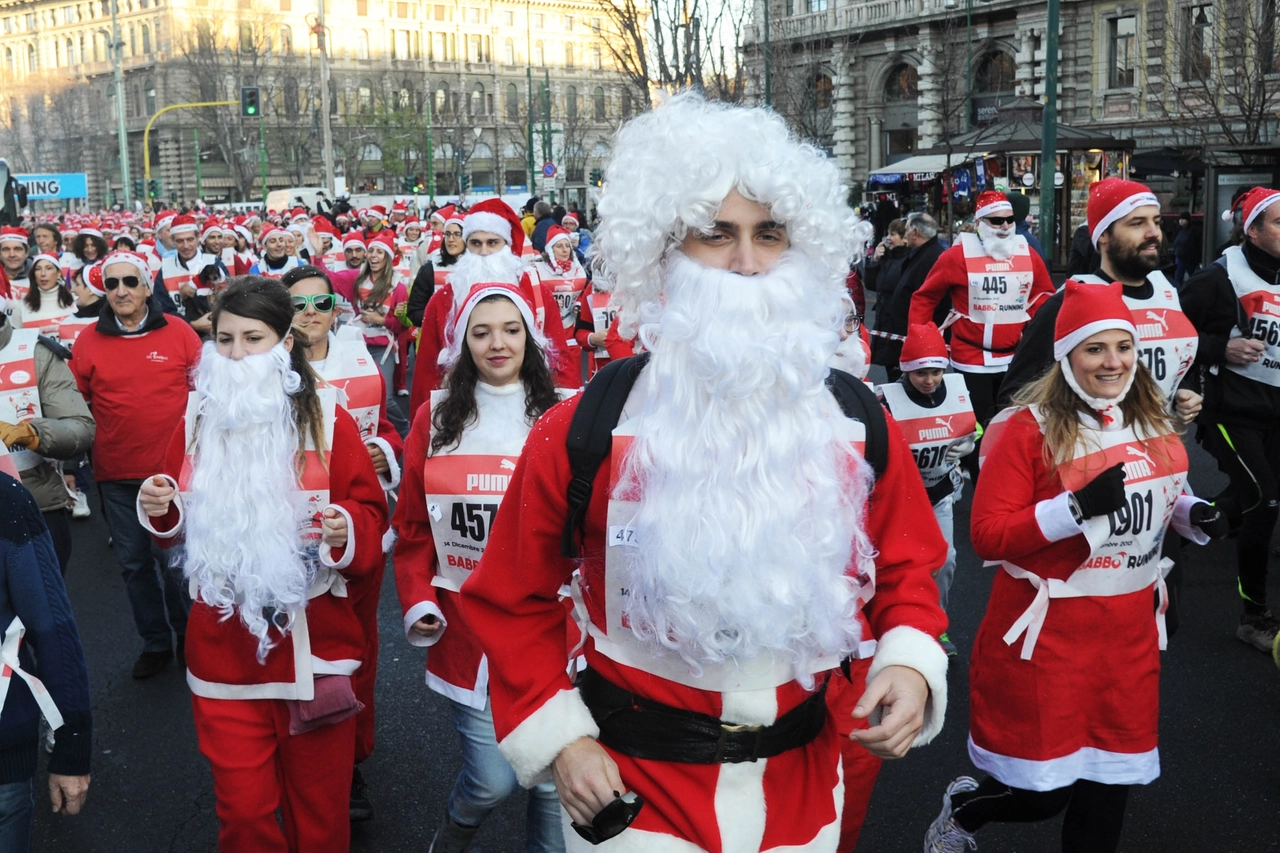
{"left": 560, "top": 353, "right": 890, "bottom": 558}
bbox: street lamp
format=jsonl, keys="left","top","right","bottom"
{"left": 103, "top": 2, "right": 132, "bottom": 207}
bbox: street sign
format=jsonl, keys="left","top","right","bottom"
{"left": 542, "top": 162, "right": 557, "bottom": 178}
{"left": 16, "top": 173, "right": 88, "bottom": 200}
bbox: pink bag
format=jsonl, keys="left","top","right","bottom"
{"left": 285, "top": 675, "right": 365, "bottom": 736}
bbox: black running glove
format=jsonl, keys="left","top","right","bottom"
{"left": 1189, "top": 502, "right": 1229, "bottom": 539}
{"left": 1072, "top": 463, "right": 1127, "bottom": 520}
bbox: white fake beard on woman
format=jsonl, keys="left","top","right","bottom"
{"left": 183, "top": 341, "right": 312, "bottom": 664}
{"left": 439, "top": 248, "right": 527, "bottom": 363}
{"left": 977, "top": 220, "right": 1018, "bottom": 261}
{"left": 615, "top": 251, "right": 877, "bottom": 680}
{"left": 828, "top": 333, "right": 870, "bottom": 380}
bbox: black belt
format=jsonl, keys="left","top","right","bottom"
{"left": 577, "top": 667, "right": 828, "bottom": 765}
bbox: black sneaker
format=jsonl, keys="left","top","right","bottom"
{"left": 131, "top": 648, "right": 173, "bottom": 679}
{"left": 1237, "top": 611, "right": 1280, "bottom": 653}
{"left": 350, "top": 766, "right": 373, "bottom": 822}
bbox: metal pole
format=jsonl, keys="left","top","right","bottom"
{"left": 965, "top": 0, "right": 973, "bottom": 131}
{"left": 1038, "top": 0, "right": 1059, "bottom": 260}
{"left": 194, "top": 127, "right": 202, "bottom": 200}
{"left": 316, "top": 0, "right": 336, "bottom": 196}
{"left": 763, "top": 0, "right": 771, "bottom": 106}
{"left": 259, "top": 115, "right": 268, "bottom": 202}
{"left": 110, "top": 1, "right": 132, "bottom": 207}
{"left": 426, "top": 100, "right": 436, "bottom": 199}
{"left": 526, "top": 0, "right": 536, "bottom": 192}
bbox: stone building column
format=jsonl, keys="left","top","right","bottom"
{"left": 917, "top": 32, "right": 944, "bottom": 149}
{"left": 831, "top": 55, "right": 859, "bottom": 189}
{"left": 869, "top": 117, "right": 883, "bottom": 173}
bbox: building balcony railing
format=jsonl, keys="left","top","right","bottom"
{"left": 743, "top": 0, "right": 1009, "bottom": 46}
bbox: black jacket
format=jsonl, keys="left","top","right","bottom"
{"left": 864, "top": 245, "right": 907, "bottom": 297}
{"left": 871, "top": 237, "right": 946, "bottom": 367}
{"left": 94, "top": 297, "right": 172, "bottom": 337}
{"left": 1066, "top": 225, "right": 1101, "bottom": 279}
{"left": 1180, "top": 241, "right": 1280, "bottom": 427}
{"left": 530, "top": 216, "right": 558, "bottom": 253}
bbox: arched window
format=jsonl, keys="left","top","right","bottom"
{"left": 565, "top": 43, "right": 574, "bottom": 68}
{"left": 279, "top": 25, "right": 292, "bottom": 56}
{"left": 533, "top": 40, "right": 544, "bottom": 67}
{"left": 884, "top": 64, "right": 918, "bottom": 101}
{"left": 64, "top": 38, "right": 73, "bottom": 64}
{"left": 813, "top": 73, "right": 833, "bottom": 109}
{"left": 590, "top": 47, "right": 601, "bottom": 70}
{"left": 506, "top": 82, "right": 519, "bottom": 119}
{"left": 503, "top": 38, "right": 514, "bottom": 65}
{"left": 5, "top": 48, "right": 14, "bottom": 74}
{"left": 284, "top": 76, "right": 300, "bottom": 116}
{"left": 434, "top": 83, "right": 449, "bottom": 116}
{"left": 141, "top": 24, "right": 150, "bottom": 53}
{"left": 145, "top": 77, "right": 156, "bottom": 113}
{"left": 471, "top": 82, "right": 485, "bottom": 115}
{"left": 26, "top": 43, "right": 35, "bottom": 72}
{"left": 356, "top": 29, "right": 369, "bottom": 60}
{"left": 621, "top": 88, "right": 632, "bottom": 119}
{"left": 974, "top": 51, "right": 1016, "bottom": 94}
{"left": 592, "top": 86, "right": 605, "bottom": 120}
{"left": 131, "top": 83, "right": 141, "bottom": 117}
{"left": 566, "top": 85, "right": 577, "bottom": 119}
{"left": 357, "top": 81, "right": 372, "bottom": 113}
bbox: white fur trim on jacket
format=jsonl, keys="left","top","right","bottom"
{"left": 498, "top": 687, "right": 601, "bottom": 788}
{"left": 319, "top": 503, "right": 355, "bottom": 570}
{"left": 1170, "top": 494, "right": 1211, "bottom": 546}
{"left": 402, "top": 600, "right": 447, "bottom": 647}
{"left": 1035, "top": 491, "right": 1085, "bottom": 543}
{"left": 366, "top": 436, "right": 401, "bottom": 491}
{"left": 136, "top": 475, "right": 183, "bottom": 538}
{"left": 865, "top": 625, "right": 949, "bottom": 746}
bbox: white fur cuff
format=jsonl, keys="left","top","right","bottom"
{"left": 319, "top": 503, "right": 356, "bottom": 570}
{"left": 402, "top": 600, "right": 446, "bottom": 647}
{"left": 1036, "top": 491, "right": 1085, "bottom": 543}
{"left": 498, "top": 688, "right": 600, "bottom": 788}
{"left": 1171, "top": 494, "right": 1211, "bottom": 546}
{"left": 136, "top": 474, "right": 183, "bottom": 538}
{"left": 367, "top": 436, "right": 401, "bottom": 491}
{"left": 866, "top": 625, "right": 949, "bottom": 746}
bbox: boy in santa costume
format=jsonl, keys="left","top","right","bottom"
{"left": 909, "top": 191, "right": 1054, "bottom": 466}
{"left": 460, "top": 93, "right": 949, "bottom": 853}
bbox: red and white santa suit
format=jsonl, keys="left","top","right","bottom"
{"left": 909, "top": 193, "right": 1054, "bottom": 374}
{"left": 968, "top": 281, "right": 1210, "bottom": 793}
{"left": 459, "top": 366, "right": 950, "bottom": 852}
{"left": 409, "top": 201, "right": 578, "bottom": 418}
{"left": 529, "top": 226, "right": 589, "bottom": 334}
{"left": 573, "top": 282, "right": 634, "bottom": 378}
{"left": 141, "top": 386, "right": 389, "bottom": 852}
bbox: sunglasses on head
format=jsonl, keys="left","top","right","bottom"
{"left": 984, "top": 216, "right": 1016, "bottom": 226}
{"left": 105, "top": 275, "right": 143, "bottom": 291}
{"left": 291, "top": 294, "right": 336, "bottom": 313}
{"left": 571, "top": 792, "right": 644, "bottom": 845}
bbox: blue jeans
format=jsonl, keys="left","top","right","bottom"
{"left": 99, "top": 480, "right": 189, "bottom": 652}
{"left": 0, "top": 778, "right": 33, "bottom": 853}
{"left": 933, "top": 493, "right": 957, "bottom": 612}
{"left": 447, "top": 698, "right": 564, "bottom": 853}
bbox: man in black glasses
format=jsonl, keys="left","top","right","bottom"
{"left": 909, "top": 191, "right": 1055, "bottom": 461}
{"left": 70, "top": 250, "right": 202, "bottom": 680}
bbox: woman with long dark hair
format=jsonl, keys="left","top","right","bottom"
{"left": 139, "top": 276, "right": 388, "bottom": 853}
{"left": 925, "top": 281, "right": 1228, "bottom": 853}
{"left": 12, "top": 253, "right": 74, "bottom": 334}
{"left": 405, "top": 213, "right": 465, "bottom": 328}
{"left": 393, "top": 283, "right": 567, "bottom": 852}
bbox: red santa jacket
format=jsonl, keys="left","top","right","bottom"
{"left": 459, "top": 389, "right": 950, "bottom": 852}
{"left": 392, "top": 391, "right": 580, "bottom": 709}
{"left": 909, "top": 240, "right": 1053, "bottom": 372}
{"left": 409, "top": 276, "right": 578, "bottom": 419}
{"left": 143, "top": 405, "right": 388, "bottom": 700}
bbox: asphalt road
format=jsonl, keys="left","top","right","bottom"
{"left": 30, "top": 396, "right": 1280, "bottom": 853}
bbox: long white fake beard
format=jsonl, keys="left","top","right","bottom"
{"left": 828, "top": 332, "right": 870, "bottom": 380}
{"left": 183, "top": 341, "right": 312, "bottom": 664}
{"left": 977, "top": 220, "right": 1018, "bottom": 261}
{"left": 616, "top": 251, "right": 876, "bottom": 680}
{"left": 439, "top": 249, "right": 527, "bottom": 363}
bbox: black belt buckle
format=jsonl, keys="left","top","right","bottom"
{"left": 714, "top": 723, "right": 765, "bottom": 763}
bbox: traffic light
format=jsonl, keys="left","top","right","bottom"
{"left": 589, "top": 168, "right": 603, "bottom": 187}
{"left": 132, "top": 179, "right": 144, "bottom": 198}
{"left": 240, "top": 86, "right": 261, "bottom": 118}
{"left": 148, "top": 179, "right": 161, "bottom": 199}
{"left": 458, "top": 174, "right": 471, "bottom": 192}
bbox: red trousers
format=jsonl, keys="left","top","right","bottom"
{"left": 826, "top": 660, "right": 883, "bottom": 852}
{"left": 349, "top": 559, "right": 384, "bottom": 763}
{"left": 192, "top": 694, "right": 356, "bottom": 853}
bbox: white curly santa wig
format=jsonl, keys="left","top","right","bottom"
{"left": 592, "top": 92, "right": 857, "bottom": 335}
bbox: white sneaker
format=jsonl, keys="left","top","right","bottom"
{"left": 71, "top": 490, "right": 90, "bottom": 519}
{"left": 395, "top": 389, "right": 410, "bottom": 397}
{"left": 924, "top": 776, "right": 979, "bottom": 852}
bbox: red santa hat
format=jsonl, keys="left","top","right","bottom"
{"left": 101, "top": 250, "right": 153, "bottom": 284}
{"left": 342, "top": 231, "right": 366, "bottom": 251}
{"left": 1222, "top": 186, "right": 1280, "bottom": 232}
{"left": 365, "top": 230, "right": 397, "bottom": 258}
{"left": 233, "top": 225, "right": 253, "bottom": 245}
{"left": 1088, "top": 178, "right": 1160, "bottom": 248}
{"left": 0, "top": 226, "right": 27, "bottom": 247}
{"left": 402, "top": 216, "right": 421, "bottom": 229}
{"left": 973, "top": 191, "right": 1013, "bottom": 220}
{"left": 392, "top": 199, "right": 408, "bottom": 212}
{"left": 260, "top": 223, "right": 287, "bottom": 241}
{"left": 446, "top": 209, "right": 466, "bottom": 226}
{"left": 288, "top": 207, "right": 309, "bottom": 223}
{"left": 463, "top": 198, "right": 524, "bottom": 257}
{"left": 82, "top": 262, "right": 107, "bottom": 297}
{"left": 899, "top": 322, "right": 950, "bottom": 372}
{"left": 368, "top": 204, "right": 388, "bottom": 220}
{"left": 544, "top": 226, "right": 573, "bottom": 252}
{"left": 78, "top": 226, "right": 103, "bottom": 239}
{"left": 443, "top": 282, "right": 548, "bottom": 368}
{"left": 29, "top": 252, "right": 60, "bottom": 272}
{"left": 1053, "top": 279, "right": 1137, "bottom": 362}
{"left": 562, "top": 212, "right": 579, "bottom": 226}
{"left": 311, "top": 216, "right": 339, "bottom": 238}
{"left": 429, "top": 205, "right": 452, "bottom": 226}
{"left": 200, "top": 220, "right": 223, "bottom": 241}
{"left": 169, "top": 214, "right": 199, "bottom": 236}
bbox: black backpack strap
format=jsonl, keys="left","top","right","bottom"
{"left": 35, "top": 334, "right": 72, "bottom": 361}
{"left": 561, "top": 353, "right": 651, "bottom": 558}
{"left": 825, "top": 368, "right": 889, "bottom": 478}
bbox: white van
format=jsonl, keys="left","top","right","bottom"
{"left": 265, "top": 187, "right": 330, "bottom": 214}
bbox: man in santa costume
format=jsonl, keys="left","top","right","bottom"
{"left": 460, "top": 93, "right": 949, "bottom": 853}
{"left": 250, "top": 224, "right": 305, "bottom": 279}
{"left": 1182, "top": 186, "right": 1280, "bottom": 654}
{"left": 0, "top": 226, "right": 31, "bottom": 304}
{"left": 909, "top": 191, "right": 1054, "bottom": 463}
{"left": 154, "top": 214, "right": 228, "bottom": 327}
{"left": 409, "top": 199, "right": 577, "bottom": 417}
